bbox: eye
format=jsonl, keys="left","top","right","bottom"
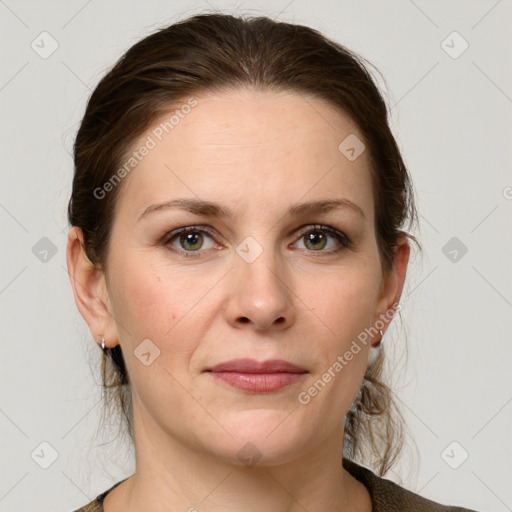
{"left": 163, "top": 226, "right": 218, "bottom": 258}
{"left": 292, "top": 224, "right": 350, "bottom": 254}
{"left": 162, "top": 224, "right": 350, "bottom": 259}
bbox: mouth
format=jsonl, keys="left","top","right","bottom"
{"left": 203, "top": 358, "right": 308, "bottom": 393}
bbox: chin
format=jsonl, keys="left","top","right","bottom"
{"left": 203, "top": 408, "right": 313, "bottom": 467}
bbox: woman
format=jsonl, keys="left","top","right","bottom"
{"left": 66, "top": 13, "right": 478, "bottom": 511}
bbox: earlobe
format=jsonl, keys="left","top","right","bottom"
{"left": 66, "top": 226, "right": 114, "bottom": 346}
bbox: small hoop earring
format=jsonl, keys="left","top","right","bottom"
{"left": 101, "top": 336, "right": 106, "bottom": 351}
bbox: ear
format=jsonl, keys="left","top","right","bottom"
{"left": 66, "top": 226, "right": 118, "bottom": 349}
{"left": 371, "top": 235, "right": 410, "bottom": 347}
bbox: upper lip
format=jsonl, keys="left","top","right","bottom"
{"left": 205, "top": 358, "right": 307, "bottom": 374}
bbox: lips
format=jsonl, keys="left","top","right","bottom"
{"left": 205, "top": 358, "right": 307, "bottom": 374}
{"left": 204, "top": 358, "right": 308, "bottom": 393}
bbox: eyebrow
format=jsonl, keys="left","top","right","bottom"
{"left": 137, "top": 197, "right": 366, "bottom": 222}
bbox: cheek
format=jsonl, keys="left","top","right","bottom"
{"left": 109, "top": 253, "right": 225, "bottom": 377}
{"left": 303, "top": 263, "right": 380, "bottom": 344}
{"left": 297, "top": 273, "right": 376, "bottom": 421}
{"left": 108, "top": 252, "right": 194, "bottom": 358}
{"left": 114, "top": 270, "right": 172, "bottom": 336}
{"left": 110, "top": 240, "right": 185, "bottom": 319}
{"left": 297, "top": 260, "right": 380, "bottom": 399}
{"left": 108, "top": 260, "right": 201, "bottom": 412}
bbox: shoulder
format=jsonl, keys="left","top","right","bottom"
{"left": 71, "top": 478, "right": 128, "bottom": 512}
{"left": 342, "top": 458, "right": 479, "bottom": 512}
{"left": 72, "top": 498, "right": 102, "bottom": 512}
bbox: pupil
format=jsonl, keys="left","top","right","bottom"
{"left": 182, "top": 233, "right": 202, "bottom": 250}
{"left": 307, "top": 232, "right": 326, "bottom": 250}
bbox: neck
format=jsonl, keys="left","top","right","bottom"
{"left": 105, "top": 404, "right": 371, "bottom": 512}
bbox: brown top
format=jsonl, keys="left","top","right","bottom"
{"left": 72, "top": 458, "right": 478, "bottom": 512}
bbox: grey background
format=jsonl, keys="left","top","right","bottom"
{"left": 1, "top": 1, "right": 511, "bottom": 511}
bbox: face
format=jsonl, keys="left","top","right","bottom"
{"left": 69, "top": 87, "right": 408, "bottom": 467}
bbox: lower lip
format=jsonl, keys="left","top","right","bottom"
{"left": 207, "top": 372, "right": 306, "bottom": 392}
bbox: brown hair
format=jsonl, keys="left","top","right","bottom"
{"left": 68, "top": 12, "right": 420, "bottom": 477}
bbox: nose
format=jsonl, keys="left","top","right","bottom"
{"left": 225, "top": 246, "right": 295, "bottom": 332}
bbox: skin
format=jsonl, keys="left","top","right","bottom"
{"left": 67, "top": 87, "right": 410, "bottom": 512}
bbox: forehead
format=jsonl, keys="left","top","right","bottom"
{"left": 115, "top": 87, "right": 374, "bottom": 224}
{"left": 150, "top": 87, "right": 362, "bottom": 153}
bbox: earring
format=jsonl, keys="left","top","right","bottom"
{"left": 101, "top": 336, "right": 106, "bottom": 351}
{"left": 368, "top": 329, "right": 384, "bottom": 365}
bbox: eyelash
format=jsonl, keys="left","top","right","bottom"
{"left": 161, "top": 224, "right": 351, "bottom": 259}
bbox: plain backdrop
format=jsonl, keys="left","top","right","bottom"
{"left": 1, "top": 1, "right": 511, "bottom": 511}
